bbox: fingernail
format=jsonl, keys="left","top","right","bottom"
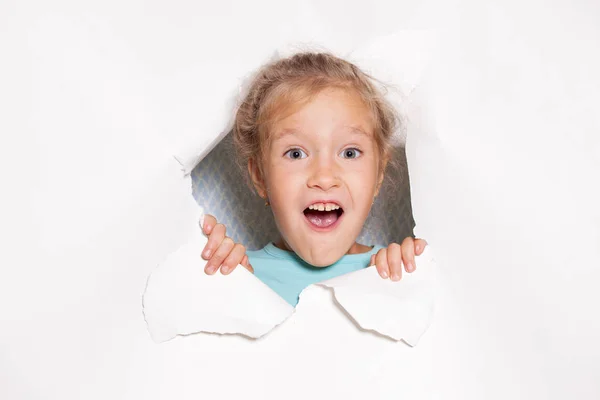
{"left": 203, "top": 249, "right": 211, "bottom": 258}
{"left": 205, "top": 265, "right": 215, "bottom": 275}
{"left": 221, "top": 266, "right": 229, "bottom": 274}
{"left": 380, "top": 270, "right": 388, "bottom": 279}
{"left": 391, "top": 274, "right": 400, "bottom": 281}
{"left": 407, "top": 263, "right": 414, "bottom": 272}
{"left": 416, "top": 245, "right": 421, "bottom": 253}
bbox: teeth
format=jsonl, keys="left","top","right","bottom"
{"left": 308, "top": 202, "right": 340, "bottom": 211}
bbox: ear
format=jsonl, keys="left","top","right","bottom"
{"left": 248, "top": 157, "right": 267, "bottom": 198}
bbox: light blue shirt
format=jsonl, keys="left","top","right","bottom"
{"left": 247, "top": 242, "right": 384, "bottom": 306}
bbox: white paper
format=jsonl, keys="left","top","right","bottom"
{"left": 143, "top": 221, "right": 436, "bottom": 346}
{"left": 175, "top": 30, "right": 436, "bottom": 173}
{"left": 4, "top": 1, "right": 600, "bottom": 399}
{"left": 143, "top": 26, "right": 438, "bottom": 347}
{"left": 143, "top": 225, "right": 295, "bottom": 342}
{"left": 313, "top": 248, "right": 435, "bottom": 346}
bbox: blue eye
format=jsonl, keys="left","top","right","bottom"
{"left": 285, "top": 148, "right": 307, "bottom": 160}
{"left": 340, "top": 148, "right": 362, "bottom": 159}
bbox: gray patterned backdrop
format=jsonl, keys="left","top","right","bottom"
{"left": 191, "top": 131, "right": 415, "bottom": 250}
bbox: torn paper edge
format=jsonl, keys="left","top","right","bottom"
{"left": 143, "top": 210, "right": 435, "bottom": 345}
{"left": 145, "top": 32, "right": 438, "bottom": 344}
{"left": 142, "top": 218, "right": 296, "bottom": 343}
{"left": 314, "top": 251, "right": 437, "bottom": 347}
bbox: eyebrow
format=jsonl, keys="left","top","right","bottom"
{"left": 273, "top": 126, "right": 371, "bottom": 141}
{"left": 347, "top": 126, "right": 371, "bottom": 137}
{"left": 273, "top": 128, "right": 300, "bottom": 141}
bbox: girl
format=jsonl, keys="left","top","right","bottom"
{"left": 200, "top": 52, "right": 427, "bottom": 306}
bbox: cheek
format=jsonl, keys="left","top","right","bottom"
{"left": 265, "top": 161, "right": 303, "bottom": 199}
{"left": 347, "top": 160, "right": 379, "bottom": 189}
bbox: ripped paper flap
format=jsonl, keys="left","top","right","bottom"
{"left": 175, "top": 30, "right": 435, "bottom": 175}
{"left": 143, "top": 223, "right": 436, "bottom": 346}
{"left": 143, "top": 226, "right": 294, "bottom": 342}
{"left": 313, "top": 248, "right": 435, "bottom": 346}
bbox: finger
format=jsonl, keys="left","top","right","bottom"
{"left": 241, "top": 255, "right": 255, "bottom": 274}
{"left": 369, "top": 254, "right": 375, "bottom": 267}
{"left": 401, "top": 237, "right": 416, "bottom": 273}
{"left": 204, "top": 236, "right": 234, "bottom": 275}
{"left": 202, "top": 223, "right": 226, "bottom": 260}
{"left": 375, "top": 248, "right": 390, "bottom": 279}
{"left": 221, "top": 243, "right": 247, "bottom": 275}
{"left": 201, "top": 214, "right": 217, "bottom": 235}
{"left": 414, "top": 238, "right": 428, "bottom": 256}
{"left": 387, "top": 243, "right": 403, "bottom": 281}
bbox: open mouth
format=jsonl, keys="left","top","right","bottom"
{"left": 303, "top": 206, "right": 344, "bottom": 231}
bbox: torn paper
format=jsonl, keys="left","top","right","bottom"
{"left": 143, "top": 222, "right": 436, "bottom": 345}
{"left": 142, "top": 225, "right": 295, "bottom": 342}
{"left": 174, "top": 30, "right": 436, "bottom": 174}
{"left": 312, "top": 247, "right": 436, "bottom": 346}
{"left": 9, "top": 2, "right": 600, "bottom": 399}
{"left": 142, "top": 32, "right": 437, "bottom": 344}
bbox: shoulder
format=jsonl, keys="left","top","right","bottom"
{"left": 246, "top": 247, "right": 276, "bottom": 261}
{"left": 246, "top": 243, "right": 298, "bottom": 273}
{"left": 247, "top": 242, "right": 285, "bottom": 259}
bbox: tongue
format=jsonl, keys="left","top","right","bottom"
{"left": 304, "top": 210, "right": 339, "bottom": 228}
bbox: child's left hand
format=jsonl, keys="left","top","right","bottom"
{"left": 369, "top": 237, "right": 428, "bottom": 281}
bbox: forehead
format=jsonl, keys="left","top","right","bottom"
{"left": 270, "top": 88, "right": 375, "bottom": 140}
{"left": 274, "top": 125, "right": 371, "bottom": 142}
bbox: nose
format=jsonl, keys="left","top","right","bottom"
{"left": 306, "top": 155, "right": 341, "bottom": 191}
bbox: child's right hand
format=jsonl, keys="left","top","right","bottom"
{"left": 200, "top": 214, "right": 254, "bottom": 275}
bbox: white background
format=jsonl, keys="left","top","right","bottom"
{"left": 1, "top": 0, "right": 599, "bottom": 399}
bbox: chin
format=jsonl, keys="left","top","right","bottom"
{"left": 296, "top": 243, "right": 348, "bottom": 267}
{"left": 279, "top": 213, "right": 361, "bottom": 266}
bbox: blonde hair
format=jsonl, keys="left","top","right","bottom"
{"left": 233, "top": 52, "right": 402, "bottom": 194}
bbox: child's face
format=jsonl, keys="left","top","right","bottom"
{"left": 251, "top": 88, "right": 383, "bottom": 267}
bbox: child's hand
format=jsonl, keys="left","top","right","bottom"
{"left": 369, "top": 237, "right": 428, "bottom": 281}
{"left": 200, "top": 214, "right": 254, "bottom": 275}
